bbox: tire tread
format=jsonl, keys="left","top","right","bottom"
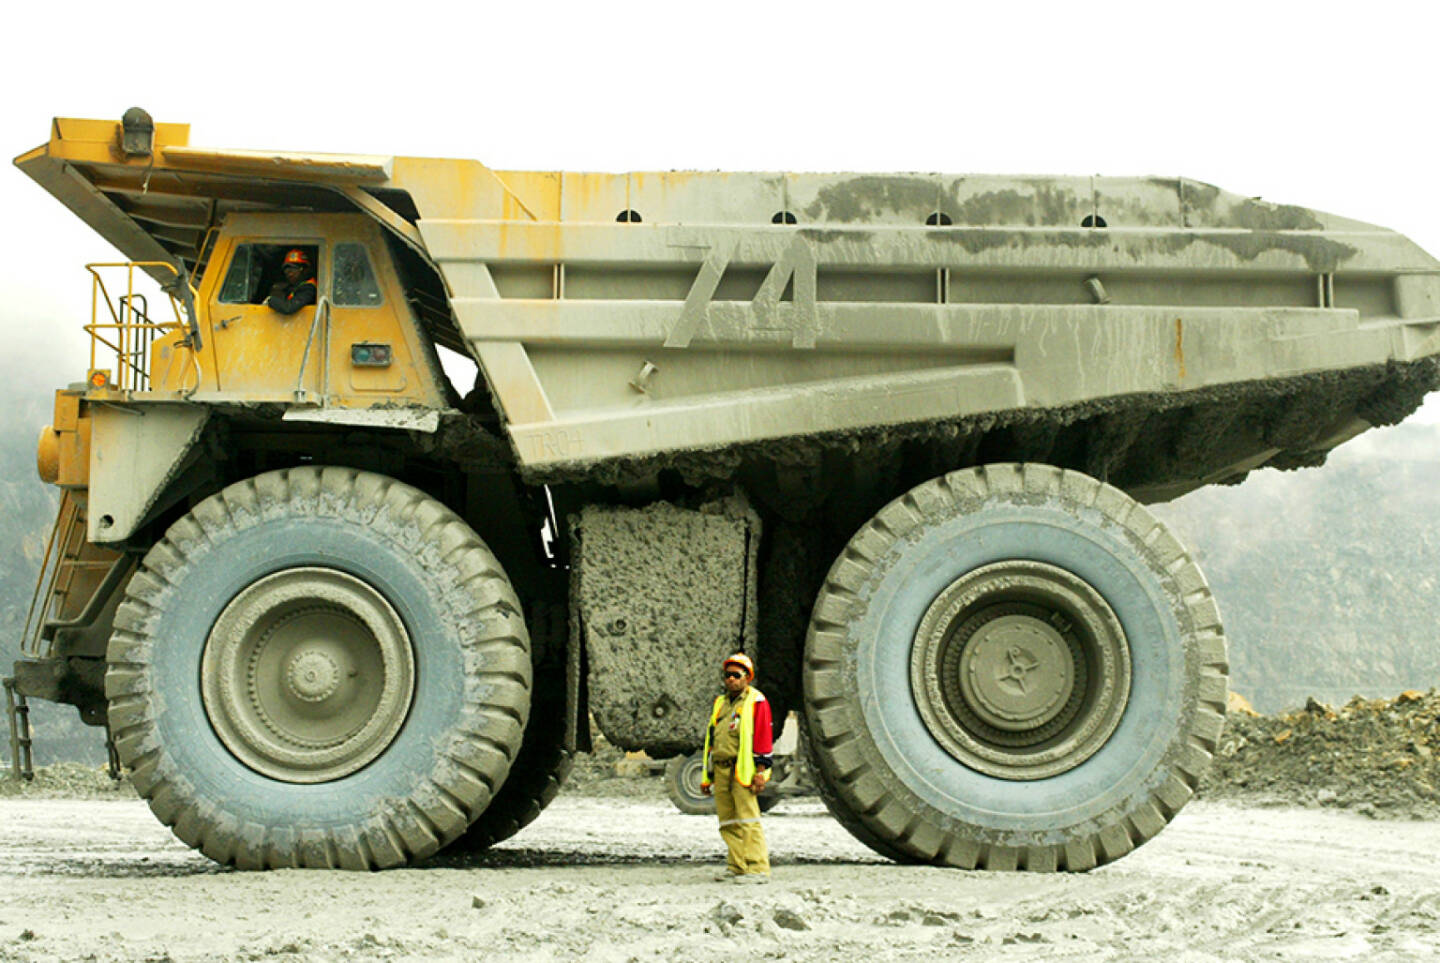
{"left": 104, "top": 466, "right": 530, "bottom": 870}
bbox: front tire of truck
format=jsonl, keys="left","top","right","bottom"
{"left": 445, "top": 603, "right": 573, "bottom": 853}
{"left": 803, "top": 464, "right": 1228, "bottom": 871}
{"left": 104, "top": 467, "right": 531, "bottom": 869}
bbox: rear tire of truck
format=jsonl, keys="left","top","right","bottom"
{"left": 104, "top": 467, "right": 531, "bottom": 870}
{"left": 804, "top": 464, "right": 1227, "bottom": 871}
{"left": 447, "top": 712, "right": 572, "bottom": 851}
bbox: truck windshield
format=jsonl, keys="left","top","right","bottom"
{"left": 332, "top": 242, "right": 382, "bottom": 307}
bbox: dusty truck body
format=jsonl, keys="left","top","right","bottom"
{"left": 9, "top": 111, "right": 1440, "bottom": 871}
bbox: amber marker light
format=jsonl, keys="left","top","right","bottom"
{"left": 87, "top": 369, "right": 111, "bottom": 390}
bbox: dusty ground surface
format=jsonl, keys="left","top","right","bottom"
{"left": 8, "top": 695, "right": 1440, "bottom": 961}
{"left": 3, "top": 795, "right": 1440, "bottom": 961}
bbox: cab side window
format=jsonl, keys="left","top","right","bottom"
{"left": 333, "top": 243, "right": 382, "bottom": 307}
{"left": 218, "top": 244, "right": 262, "bottom": 303}
{"left": 218, "top": 243, "right": 321, "bottom": 304}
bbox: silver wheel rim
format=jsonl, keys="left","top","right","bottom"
{"left": 201, "top": 567, "right": 416, "bottom": 783}
{"left": 910, "top": 560, "right": 1130, "bottom": 780}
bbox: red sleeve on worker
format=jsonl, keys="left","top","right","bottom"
{"left": 752, "top": 696, "right": 773, "bottom": 769}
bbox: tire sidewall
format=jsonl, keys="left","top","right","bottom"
{"left": 844, "top": 492, "right": 1198, "bottom": 838}
{"left": 145, "top": 514, "right": 471, "bottom": 828}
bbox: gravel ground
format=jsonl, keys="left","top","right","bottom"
{"left": 4, "top": 795, "right": 1440, "bottom": 961}
{"left": 7, "top": 697, "right": 1440, "bottom": 960}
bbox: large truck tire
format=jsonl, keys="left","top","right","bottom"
{"left": 804, "top": 464, "right": 1227, "bottom": 871}
{"left": 104, "top": 467, "right": 531, "bottom": 870}
{"left": 446, "top": 654, "right": 572, "bottom": 851}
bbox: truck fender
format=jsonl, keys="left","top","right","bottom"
{"left": 88, "top": 404, "right": 209, "bottom": 542}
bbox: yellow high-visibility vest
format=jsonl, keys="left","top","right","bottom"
{"left": 701, "top": 687, "right": 763, "bottom": 788}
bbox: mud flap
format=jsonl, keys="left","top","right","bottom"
{"left": 572, "top": 499, "right": 759, "bottom": 754}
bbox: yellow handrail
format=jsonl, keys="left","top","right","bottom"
{"left": 82, "top": 261, "right": 200, "bottom": 393}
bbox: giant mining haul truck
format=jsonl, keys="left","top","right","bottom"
{"left": 7, "top": 109, "right": 1440, "bottom": 872}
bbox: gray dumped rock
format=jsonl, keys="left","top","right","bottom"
{"left": 1205, "top": 690, "right": 1440, "bottom": 817}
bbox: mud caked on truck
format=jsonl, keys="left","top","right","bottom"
{"left": 6, "top": 109, "right": 1439, "bottom": 871}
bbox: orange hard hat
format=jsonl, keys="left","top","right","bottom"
{"left": 282, "top": 249, "right": 311, "bottom": 267}
{"left": 723, "top": 653, "right": 755, "bottom": 680}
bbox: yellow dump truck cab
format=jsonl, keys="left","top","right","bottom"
{"left": 156, "top": 213, "right": 447, "bottom": 408}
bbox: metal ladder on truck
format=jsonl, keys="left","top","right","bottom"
{"left": 3, "top": 677, "right": 32, "bottom": 782}
{"left": 9, "top": 491, "right": 132, "bottom": 781}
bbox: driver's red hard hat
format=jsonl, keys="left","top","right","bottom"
{"left": 282, "top": 249, "right": 311, "bottom": 267}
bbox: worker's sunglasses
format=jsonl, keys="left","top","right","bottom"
{"left": 723, "top": 670, "right": 745, "bottom": 680}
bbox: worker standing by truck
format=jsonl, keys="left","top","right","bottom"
{"left": 700, "top": 653, "right": 773, "bottom": 882}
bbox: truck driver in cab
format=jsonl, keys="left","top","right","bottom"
{"left": 266, "top": 248, "right": 317, "bottom": 316}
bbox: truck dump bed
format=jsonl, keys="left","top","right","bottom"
{"left": 19, "top": 118, "right": 1440, "bottom": 500}
{"left": 417, "top": 170, "right": 1440, "bottom": 499}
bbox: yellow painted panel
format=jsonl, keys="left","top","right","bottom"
{"left": 349, "top": 366, "right": 406, "bottom": 393}
{"left": 46, "top": 118, "right": 190, "bottom": 167}
{"left": 148, "top": 329, "right": 204, "bottom": 394}
{"left": 492, "top": 171, "right": 561, "bottom": 221}
{"left": 57, "top": 416, "right": 90, "bottom": 489}
{"left": 390, "top": 158, "right": 508, "bottom": 221}
{"left": 53, "top": 390, "right": 80, "bottom": 431}
{"left": 162, "top": 146, "right": 392, "bottom": 182}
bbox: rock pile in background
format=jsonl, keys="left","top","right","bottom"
{"left": 0, "top": 761, "right": 128, "bottom": 800}
{"left": 1204, "top": 689, "right": 1440, "bottom": 817}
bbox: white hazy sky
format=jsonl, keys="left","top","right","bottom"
{"left": 4, "top": 0, "right": 1440, "bottom": 424}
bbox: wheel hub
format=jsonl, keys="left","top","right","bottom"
{"left": 911, "top": 560, "right": 1130, "bottom": 780}
{"left": 286, "top": 649, "right": 343, "bottom": 703}
{"left": 960, "top": 614, "right": 1074, "bottom": 731}
{"left": 202, "top": 568, "right": 415, "bottom": 783}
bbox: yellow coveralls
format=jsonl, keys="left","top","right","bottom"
{"left": 707, "top": 690, "right": 770, "bottom": 877}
